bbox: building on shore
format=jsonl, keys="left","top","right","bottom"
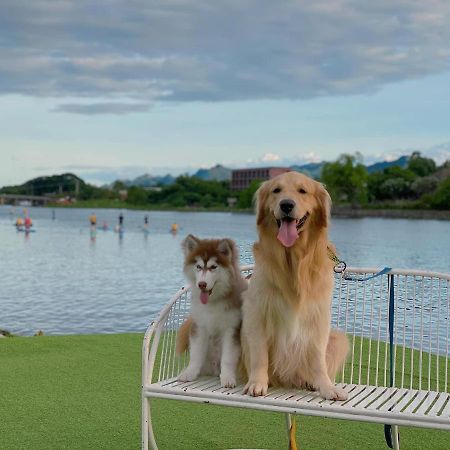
{"left": 230, "top": 167, "right": 292, "bottom": 191}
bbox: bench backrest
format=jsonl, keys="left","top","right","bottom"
{"left": 334, "top": 268, "right": 450, "bottom": 393}
{"left": 153, "top": 266, "right": 450, "bottom": 394}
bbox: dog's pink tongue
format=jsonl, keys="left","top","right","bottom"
{"left": 277, "top": 220, "right": 298, "bottom": 247}
{"left": 200, "top": 291, "right": 209, "bottom": 304}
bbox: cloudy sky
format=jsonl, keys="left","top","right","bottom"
{"left": 1, "top": 0, "right": 449, "bottom": 185}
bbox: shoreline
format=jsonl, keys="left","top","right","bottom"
{"left": 331, "top": 207, "right": 449, "bottom": 220}
{"left": 45, "top": 203, "right": 450, "bottom": 220}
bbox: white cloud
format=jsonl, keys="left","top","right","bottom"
{"left": 300, "top": 152, "right": 322, "bottom": 163}
{"left": 261, "top": 153, "right": 281, "bottom": 162}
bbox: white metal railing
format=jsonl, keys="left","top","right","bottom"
{"left": 334, "top": 268, "right": 450, "bottom": 393}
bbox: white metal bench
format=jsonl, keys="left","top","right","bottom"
{"left": 142, "top": 266, "right": 450, "bottom": 449}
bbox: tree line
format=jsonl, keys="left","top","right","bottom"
{"left": 320, "top": 152, "right": 449, "bottom": 210}
{"left": 1, "top": 152, "right": 448, "bottom": 210}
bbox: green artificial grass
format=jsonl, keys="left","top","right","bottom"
{"left": 1, "top": 333, "right": 449, "bottom": 449}
{"left": 0, "top": 334, "right": 140, "bottom": 450}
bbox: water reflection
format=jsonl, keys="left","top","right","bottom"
{"left": 90, "top": 226, "right": 97, "bottom": 244}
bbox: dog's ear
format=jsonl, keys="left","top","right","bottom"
{"left": 315, "top": 183, "right": 331, "bottom": 228}
{"left": 182, "top": 234, "right": 199, "bottom": 255}
{"left": 255, "top": 181, "right": 270, "bottom": 226}
{"left": 217, "top": 238, "right": 235, "bottom": 261}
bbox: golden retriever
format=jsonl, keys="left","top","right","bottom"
{"left": 241, "top": 171, "right": 349, "bottom": 400}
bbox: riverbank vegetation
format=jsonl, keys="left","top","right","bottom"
{"left": 321, "top": 152, "right": 450, "bottom": 210}
{"left": 2, "top": 333, "right": 448, "bottom": 449}
{"left": 1, "top": 152, "right": 449, "bottom": 211}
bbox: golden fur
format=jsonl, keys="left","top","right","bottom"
{"left": 241, "top": 171, "right": 349, "bottom": 400}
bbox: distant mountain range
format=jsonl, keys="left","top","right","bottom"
{"left": 289, "top": 162, "right": 325, "bottom": 179}
{"left": 120, "top": 173, "right": 175, "bottom": 188}
{"left": 119, "top": 164, "right": 231, "bottom": 187}
{"left": 192, "top": 164, "right": 232, "bottom": 181}
{"left": 121, "top": 156, "right": 411, "bottom": 186}
{"left": 366, "top": 155, "right": 409, "bottom": 173}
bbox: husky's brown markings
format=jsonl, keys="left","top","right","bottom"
{"left": 176, "top": 235, "right": 247, "bottom": 388}
{"left": 242, "top": 171, "right": 349, "bottom": 400}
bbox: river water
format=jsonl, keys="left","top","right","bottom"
{"left": 0, "top": 206, "right": 448, "bottom": 336}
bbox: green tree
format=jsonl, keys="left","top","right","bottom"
{"left": 411, "top": 176, "right": 439, "bottom": 198}
{"left": 78, "top": 184, "right": 113, "bottom": 200}
{"left": 1, "top": 173, "right": 85, "bottom": 197}
{"left": 112, "top": 180, "right": 126, "bottom": 191}
{"left": 201, "top": 193, "right": 214, "bottom": 208}
{"left": 379, "top": 178, "right": 411, "bottom": 200}
{"left": 321, "top": 153, "right": 368, "bottom": 206}
{"left": 238, "top": 180, "right": 263, "bottom": 209}
{"left": 429, "top": 177, "right": 450, "bottom": 210}
{"left": 147, "top": 176, "right": 231, "bottom": 208}
{"left": 407, "top": 152, "right": 436, "bottom": 177}
{"left": 127, "top": 186, "right": 148, "bottom": 205}
{"left": 165, "top": 193, "right": 185, "bottom": 207}
{"left": 367, "top": 166, "right": 417, "bottom": 201}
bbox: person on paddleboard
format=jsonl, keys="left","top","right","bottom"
{"left": 24, "top": 216, "right": 32, "bottom": 229}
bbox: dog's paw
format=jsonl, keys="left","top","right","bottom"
{"left": 243, "top": 380, "right": 268, "bottom": 397}
{"left": 177, "top": 367, "right": 199, "bottom": 383}
{"left": 320, "top": 385, "right": 348, "bottom": 401}
{"left": 299, "top": 381, "right": 314, "bottom": 391}
{"left": 220, "top": 374, "right": 236, "bottom": 388}
{"left": 294, "top": 376, "right": 314, "bottom": 391}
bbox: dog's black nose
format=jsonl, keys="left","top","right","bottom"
{"left": 279, "top": 199, "right": 295, "bottom": 215}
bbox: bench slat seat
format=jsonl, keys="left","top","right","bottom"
{"left": 145, "top": 376, "right": 450, "bottom": 430}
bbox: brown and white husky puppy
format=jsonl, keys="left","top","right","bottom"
{"left": 176, "top": 235, "right": 247, "bottom": 388}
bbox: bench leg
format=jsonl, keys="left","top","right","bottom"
{"left": 142, "top": 396, "right": 159, "bottom": 450}
{"left": 285, "top": 412, "right": 292, "bottom": 434}
{"left": 285, "top": 413, "right": 298, "bottom": 450}
{"left": 392, "top": 425, "right": 400, "bottom": 450}
{"left": 142, "top": 395, "right": 149, "bottom": 450}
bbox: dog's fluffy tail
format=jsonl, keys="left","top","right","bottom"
{"left": 326, "top": 329, "right": 349, "bottom": 381}
{"left": 175, "top": 317, "right": 192, "bottom": 355}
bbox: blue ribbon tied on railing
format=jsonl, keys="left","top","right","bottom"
{"left": 343, "top": 266, "right": 392, "bottom": 282}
